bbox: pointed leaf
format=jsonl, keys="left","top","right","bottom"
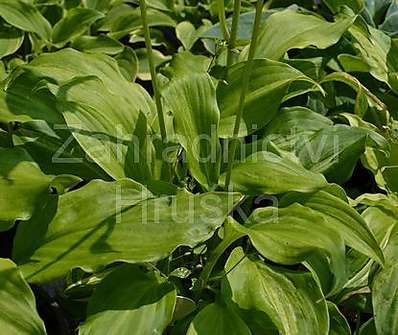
{"left": 0, "top": 147, "right": 78, "bottom": 225}
{"left": 0, "top": 0, "right": 51, "bottom": 40}
{"left": 372, "top": 224, "right": 398, "bottom": 335}
{"left": 163, "top": 73, "right": 221, "bottom": 188}
{"left": 80, "top": 265, "right": 176, "bottom": 335}
{"left": 14, "top": 180, "right": 241, "bottom": 283}
{"left": 280, "top": 186, "right": 384, "bottom": 264}
{"left": 217, "top": 59, "right": 320, "bottom": 137}
{"left": 237, "top": 204, "right": 346, "bottom": 294}
{"left": 254, "top": 10, "right": 354, "bottom": 60}
{"left": 223, "top": 247, "right": 329, "bottom": 335}
{"left": 187, "top": 300, "right": 251, "bottom": 335}
{"left": 0, "top": 259, "right": 46, "bottom": 335}
{"left": 0, "top": 22, "right": 23, "bottom": 59}
{"left": 71, "top": 35, "right": 124, "bottom": 55}
{"left": 219, "top": 151, "right": 327, "bottom": 195}
{"left": 52, "top": 8, "right": 104, "bottom": 45}
{"left": 327, "top": 302, "right": 351, "bottom": 335}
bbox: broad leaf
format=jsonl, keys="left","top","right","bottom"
{"left": 254, "top": 10, "right": 354, "bottom": 60}
{"left": 0, "top": 259, "right": 46, "bottom": 335}
{"left": 201, "top": 10, "right": 274, "bottom": 41}
{"left": 0, "top": 71, "right": 63, "bottom": 124}
{"left": 217, "top": 59, "right": 320, "bottom": 137}
{"left": 219, "top": 151, "right": 327, "bottom": 195}
{"left": 230, "top": 204, "right": 346, "bottom": 294}
{"left": 0, "top": 22, "right": 23, "bottom": 59}
{"left": 0, "top": 147, "right": 78, "bottom": 226}
{"left": 372, "top": 224, "right": 398, "bottom": 335}
{"left": 18, "top": 49, "right": 156, "bottom": 180}
{"left": 261, "top": 106, "right": 333, "bottom": 150}
{"left": 176, "top": 21, "right": 210, "bottom": 51}
{"left": 187, "top": 300, "right": 251, "bottom": 335}
{"left": 0, "top": 0, "right": 51, "bottom": 41}
{"left": 80, "top": 265, "right": 176, "bottom": 335}
{"left": 14, "top": 180, "right": 241, "bottom": 282}
{"left": 99, "top": 4, "right": 176, "bottom": 39}
{"left": 71, "top": 35, "right": 124, "bottom": 55}
{"left": 324, "top": 0, "right": 364, "bottom": 13}
{"left": 280, "top": 186, "right": 384, "bottom": 264}
{"left": 57, "top": 76, "right": 155, "bottom": 181}
{"left": 223, "top": 247, "right": 329, "bottom": 334}
{"left": 296, "top": 125, "right": 388, "bottom": 184}
{"left": 52, "top": 8, "right": 104, "bottom": 45}
{"left": 163, "top": 73, "right": 221, "bottom": 189}
{"left": 328, "top": 302, "right": 352, "bottom": 335}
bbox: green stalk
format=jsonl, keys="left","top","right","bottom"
{"left": 139, "top": 0, "right": 167, "bottom": 142}
{"left": 224, "top": 0, "right": 264, "bottom": 189}
{"left": 195, "top": 227, "right": 244, "bottom": 298}
{"left": 217, "top": 0, "right": 230, "bottom": 42}
{"left": 226, "top": 0, "right": 241, "bottom": 70}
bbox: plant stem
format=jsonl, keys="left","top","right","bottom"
{"left": 139, "top": 0, "right": 167, "bottom": 142}
{"left": 195, "top": 219, "right": 245, "bottom": 298}
{"left": 226, "top": 0, "right": 241, "bottom": 70}
{"left": 224, "top": 0, "right": 264, "bottom": 189}
{"left": 217, "top": 0, "right": 230, "bottom": 42}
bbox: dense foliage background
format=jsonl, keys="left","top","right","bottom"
{"left": 0, "top": 0, "right": 398, "bottom": 334}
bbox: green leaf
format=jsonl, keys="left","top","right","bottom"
{"left": 14, "top": 180, "right": 241, "bottom": 283}
{"left": 223, "top": 247, "right": 329, "bottom": 334}
{"left": 114, "top": 47, "right": 139, "bottom": 82}
{"left": 280, "top": 186, "right": 384, "bottom": 265}
{"left": 57, "top": 76, "right": 155, "bottom": 181}
{"left": 254, "top": 10, "right": 354, "bottom": 60}
{"left": 12, "top": 121, "right": 110, "bottom": 180}
{"left": 261, "top": 106, "right": 333, "bottom": 151}
{"left": 176, "top": 21, "right": 210, "bottom": 51}
{"left": 71, "top": 35, "right": 124, "bottom": 55}
{"left": 0, "top": 22, "right": 23, "bottom": 59}
{"left": 99, "top": 4, "right": 176, "bottom": 39}
{"left": 201, "top": 10, "right": 274, "bottom": 41}
{"left": 176, "top": 21, "right": 198, "bottom": 51}
{"left": 0, "top": 259, "right": 46, "bottom": 335}
{"left": 0, "top": 0, "right": 51, "bottom": 41}
{"left": 163, "top": 73, "right": 222, "bottom": 189}
{"left": 219, "top": 151, "right": 327, "bottom": 195}
{"left": 230, "top": 205, "right": 346, "bottom": 294}
{"left": 136, "top": 47, "right": 171, "bottom": 81}
{"left": 358, "top": 319, "right": 377, "bottom": 335}
{"left": 344, "top": 206, "right": 395, "bottom": 288}
{"left": 217, "top": 59, "right": 321, "bottom": 137}
{"left": 80, "top": 265, "right": 176, "bottom": 335}
{"left": 1, "top": 71, "right": 64, "bottom": 124}
{"left": 19, "top": 48, "right": 156, "bottom": 180}
{"left": 347, "top": 18, "right": 398, "bottom": 93}
{"left": 380, "top": 3, "right": 398, "bottom": 36}
{"left": 52, "top": 8, "right": 104, "bottom": 45}
{"left": 372, "top": 224, "right": 398, "bottom": 335}
{"left": 324, "top": 0, "right": 364, "bottom": 13}
{"left": 327, "top": 302, "right": 351, "bottom": 335}
{"left": 0, "top": 147, "right": 79, "bottom": 225}
{"left": 187, "top": 300, "right": 251, "bottom": 335}
{"left": 296, "top": 125, "right": 387, "bottom": 184}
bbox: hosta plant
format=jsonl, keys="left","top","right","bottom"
{"left": 0, "top": 0, "right": 397, "bottom": 334}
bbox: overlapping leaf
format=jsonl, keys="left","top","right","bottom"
{"left": 222, "top": 247, "right": 329, "bottom": 334}
{"left": 80, "top": 264, "right": 176, "bottom": 335}
{"left": 14, "top": 179, "right": 241, "bottom": 282}
{"left": 219, "top": 151, "right": 328, "bottom": 195}
{"left": 217, "top": 59, "right": 321, "bottom": 137}
{"left": 0, "top": 259, "right": 46, "bottom": 335}
{"left": 163, "top": 73, "right": 221, "bottom": 189}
